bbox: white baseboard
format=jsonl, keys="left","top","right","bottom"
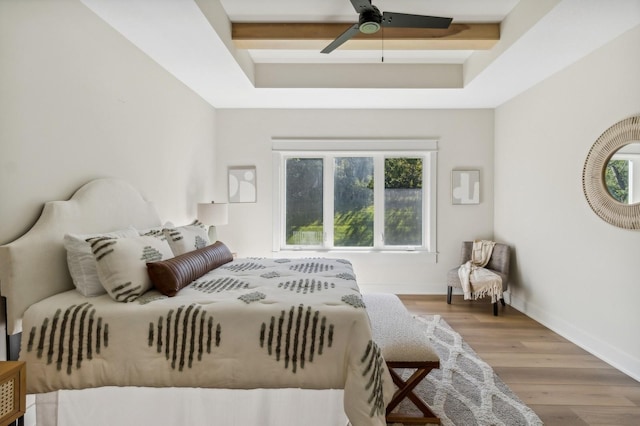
{"left": 358, "top": 282, "right": 445, "bottom": 295}
{"left": 509, "top": 293, "right": 640, "bottom": 382}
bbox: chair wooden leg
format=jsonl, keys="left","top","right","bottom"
{"left": 493, "top": 301, "right": 498, "bottom": 316}
{"left": 446, "top": 286, "right": 452, "bottom": 304}
{"left": 500, "top": 298, "right": 506, "bottom": 307}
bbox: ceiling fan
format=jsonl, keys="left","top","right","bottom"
{"left": 321, "top": 0, "right": 453, "bottom": 54}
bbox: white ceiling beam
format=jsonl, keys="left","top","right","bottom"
{"left": 255, "top": 64, "right": 462, "bottom": 89}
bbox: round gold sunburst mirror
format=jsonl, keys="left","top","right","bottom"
{"left": 582, "top": 116, "right": 640, "bottom": 229}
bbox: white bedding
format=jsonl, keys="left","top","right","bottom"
{"left": 36, "top": 388, "right": 348, "bottom": 426}
{"left": 20, "top": 257, "right": 394, "bottom": 426}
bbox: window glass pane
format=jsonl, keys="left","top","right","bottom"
{"left": 334, "top": 157, "right": 374, "bottom": 247}
{"left": 285, "top": 158, "right": 323, "bottom": 245}
{"left": 384, "top": 158, "right": 423, "bottom": 246}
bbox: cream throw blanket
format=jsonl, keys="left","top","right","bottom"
{"left": 458, "top": 240, "right": 503, "bottom": 303}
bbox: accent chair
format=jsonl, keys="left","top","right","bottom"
{"left": 446, "top": 241, "right": 511, "bottom": 316}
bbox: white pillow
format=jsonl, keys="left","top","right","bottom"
{"left": 90, "top": 235, "right": 173, "bottom": 302}
{"left": 162, "top": 222, "right": 210, "bottom": 256}
{"left": 64, "top": 228, "right": 139, "bottom": 297}
{"left": 137, "top": 222, "right": 174, "bottom": 240}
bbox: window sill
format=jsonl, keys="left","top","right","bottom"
{"left": 273, "top": 249, "right": 438, "bottom": 263}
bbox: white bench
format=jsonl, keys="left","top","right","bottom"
{"left": 363, "top": 293, "right": 441, "bottom": 425}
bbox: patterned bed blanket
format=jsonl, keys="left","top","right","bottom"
{"left": 20, "top": 257, "right": 394, "bottom": 426}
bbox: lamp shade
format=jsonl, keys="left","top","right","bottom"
{"left": 197, "top": 202, "right": 228, "bottom": 226}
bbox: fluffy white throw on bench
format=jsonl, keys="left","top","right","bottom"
{"left": 458, "top": 240, "right": 503, "bottom": 303}
{"left": 363, "top": 293, "right": 438, "bottom": 362}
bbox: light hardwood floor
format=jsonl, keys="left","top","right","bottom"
{"left": 398, "top": 295, "right": 640, "bottom": 426}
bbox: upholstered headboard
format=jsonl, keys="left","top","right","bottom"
{"left": 0, "top": 178, "right": 162, "bottom": 335}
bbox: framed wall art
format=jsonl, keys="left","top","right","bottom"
{"left": 228, "top": 166, "right": 257, "bottom": 203}
{"left": 451, "top": 170, "right": 480, "bottom": 205}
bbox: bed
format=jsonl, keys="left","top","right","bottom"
{"left": 0, "top": 178, "right": 394, "bottom": 426}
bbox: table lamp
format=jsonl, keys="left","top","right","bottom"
{"left": 197, "top": 202, "right": 228, "bottom": 242}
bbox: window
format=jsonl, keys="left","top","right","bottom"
{"left": 384, "top": 157, "right": 423, "bottom": 246}
{"left": 285, "top": 158, "right": 324, "bottom": 245}
{"left": 333, "top": 157, "right": 374, "bottom": 247}
{"left": 273, "top": 139, "right": 437, "bottom": 253}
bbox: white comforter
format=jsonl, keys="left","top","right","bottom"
{"left": 20, "top": 257, "right": 394, "bottom": 426}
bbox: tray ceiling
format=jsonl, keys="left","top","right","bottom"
{"left": 80, "top": 0, "right": 640, "bottom": 109}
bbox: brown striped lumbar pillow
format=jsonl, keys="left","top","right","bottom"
{"left": 146, "top": 241, "right": 234, "bottom": 297}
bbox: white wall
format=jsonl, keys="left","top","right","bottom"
{"left": 0, "top": 0, "right": 218, "bottom": 246}
{"left": 0, "top": 0, "right": 217, "bottom": 356}
{"left": 215, "top": 109, "right": 495, "bottom": 293}
{"left": 495, "top": 25, "right": 640, "bottom": 379}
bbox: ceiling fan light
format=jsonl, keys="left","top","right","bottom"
{"left": 359, "top": 21, "right": 381, "bottom": 34}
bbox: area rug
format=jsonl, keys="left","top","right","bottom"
{"left": 390, "top": 315, "right": 543, "bottom": 426}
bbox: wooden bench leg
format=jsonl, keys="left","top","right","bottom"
{"left": 385, "top": 361, "right": 441, "bottom": 425}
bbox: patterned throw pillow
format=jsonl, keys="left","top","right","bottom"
{"left": 162, "top": 222, "right": 210, "bottom": 256}
{"left": 64, "top": 227, "right": 139, "bottom": 297}
{"left": 90, "top": 235, "right": 173, "bottom": 302}
{"left": 137, "top": 222, "right": 174, "bottom": 240}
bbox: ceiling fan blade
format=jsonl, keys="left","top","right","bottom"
{"left": 382, "top": 11, "right": 452, "bottom": 29}
{"left": 350, "top": 0, "right": 374, "bottom": 14}
{"left": 321, "top": 23, "right": 361, "bottom": 54}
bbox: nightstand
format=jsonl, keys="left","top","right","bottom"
{"left": 0, "top": 361, "right": 26, "bottom": 426}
